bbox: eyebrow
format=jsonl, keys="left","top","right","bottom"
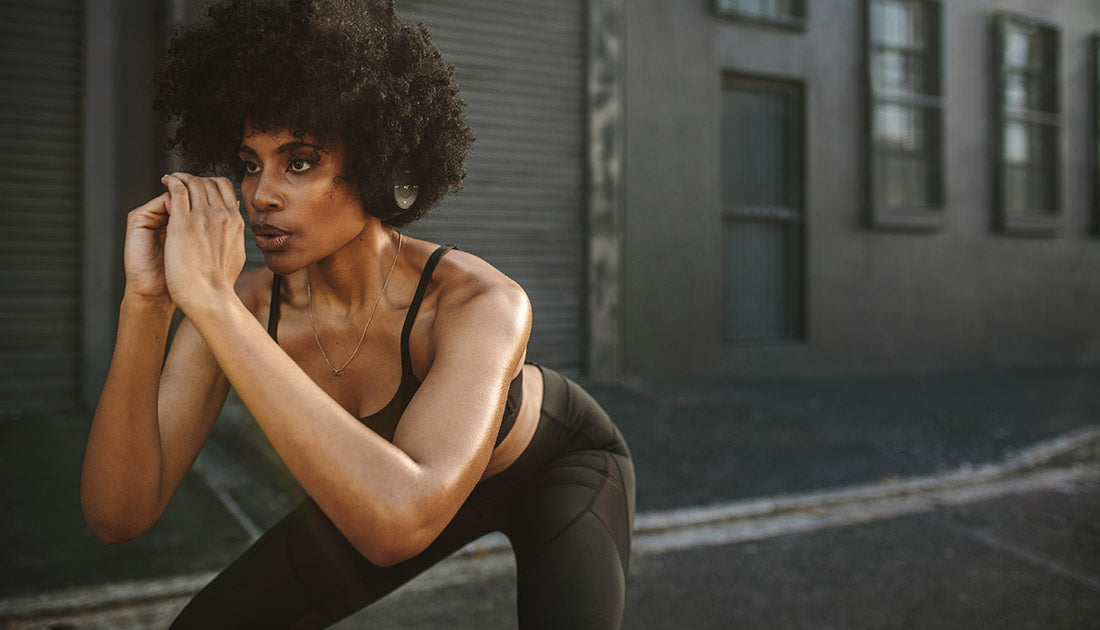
{"left": 238, "top": 141, "right": 323, "bottom": 155}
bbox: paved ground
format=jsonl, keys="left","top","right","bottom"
{"left": 2, "top": 365, "right": 1099, "bottom": 628}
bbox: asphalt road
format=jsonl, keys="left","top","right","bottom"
{"left": 3, "top": 366, "right": 1099, "bottom": 628}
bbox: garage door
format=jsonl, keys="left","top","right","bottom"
{"left": 0, "top": 0, "right": 83, "bottom": 413}
{"left": 400, "top": 0, "right": 587, "bottom": 373}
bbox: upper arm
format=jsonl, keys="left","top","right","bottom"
{"left": 391, "top": 264, "right": 531, "bottom": 504}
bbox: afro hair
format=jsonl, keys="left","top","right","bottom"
{"left": 153, "top": 0, "right": 475, "bottom": 226}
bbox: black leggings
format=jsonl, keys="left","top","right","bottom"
{"left": 172, "top": 366, "right": 635, "bottom": 629}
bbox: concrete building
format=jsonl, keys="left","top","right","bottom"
{"left": 1, "top": 0, "right": 1097, "bottom": 414}
{"left": 624, "top": 0, "right": 1100, "bottom": 376}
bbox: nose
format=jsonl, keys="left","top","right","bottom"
{"left": 248, "top": 171, "right": 284, "bottom": 212}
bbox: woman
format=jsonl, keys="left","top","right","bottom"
{"left": 79, "top": 1, "right": 634, "bottom": 628}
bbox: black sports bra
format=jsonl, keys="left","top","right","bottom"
{"left": 267, "top": 244, "right": 522, "bottom": 446}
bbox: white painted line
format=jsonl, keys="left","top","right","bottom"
{"left": 636, "top": 425, "right": 1100, "bottom": 534}
{"left": 0, "top": 573, "right": 215, "bottom": 619}
{"left": 192, "top": 456, "right": 263, "bottom": 542}
{"left": 4, "top": 427, "right": 1097, "bottom": 621}
{"left": 632, "top": 465, "right": 1100, "bottom": 557}
{"left": 934, "top": 517, "right": 1100, "bottom": 594}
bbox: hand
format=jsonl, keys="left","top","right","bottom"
{"left": 160, "top": 172, "right": 246, "bottom": 312}
{"left": 123, "top": 193, "right": 172, "bottom": 302}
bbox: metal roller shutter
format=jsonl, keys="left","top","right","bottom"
{"left": 401, "top": 0, "right": 587, "bottom": 373}
{"left": 0, "top": 0, "right": 83, "bottom": 413}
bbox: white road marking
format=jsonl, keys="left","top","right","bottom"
{"left": 4, "top": 427, "right": 1097, "bottom": 624}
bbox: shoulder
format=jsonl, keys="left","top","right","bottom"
{"left": 430, "top": 247, "right": 532, "bottom": 343}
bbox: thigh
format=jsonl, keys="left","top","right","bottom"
{"left": 509, "top": 449, "right": 634, "bottom": 630}
{"left": 172, "top": 498, "right": 491, "bottom": 629}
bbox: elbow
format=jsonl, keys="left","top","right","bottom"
{"left": 84, "top": 513, "right": 149, "bottom": 545}
{"left": 347, "top": 512, "right": 439, "bottom": 568}
{"left": 362, "top": 547, "right": 418, "bottom": 569}
{"left": 356, "top": 528, "right": 436, "bottom": 568}
{"left": 81, "top": 497, "right": 155, "bottom": 544}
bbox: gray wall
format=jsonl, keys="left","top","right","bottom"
{"left": 623, "top": 0, "right": 1100, "bottom": 376}
{"left": 82, "top": 0, "right": 166, "bottom": 407}
{"left": 624, "top": 0, "right": 726, "bottom": 375}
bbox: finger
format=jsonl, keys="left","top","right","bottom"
{"left": 128, "top": 193, "right": 171, "bottom": 228}
{"left": 212, "top": 177, "right": 240, "bottom": 214}
{"left": 133, "top": 192, "right": 170, "bottom": 216}
{"left": 172, "top": 171, "right": 212, "bottom": 209}
{"left": 161, "top": 174, "right": 192, "bottom": 216}
{"left": 198, "top": 177, "right": 228, "bottom": 215}
{"left": 148, "top": 193, "right": 170, "bottom": 226}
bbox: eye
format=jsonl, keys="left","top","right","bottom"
{"left": 288, "top": 157, "right": 315, "bottom": 173}
{"left": 242, "top": 160, "right": 261, "bottom": 175}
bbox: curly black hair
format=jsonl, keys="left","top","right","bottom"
{"left": 153, "top": 0, "right": 475, "bottom": 227}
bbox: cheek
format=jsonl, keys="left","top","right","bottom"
{"left": 326, "top": 182, "right": 367, "bottom": 218}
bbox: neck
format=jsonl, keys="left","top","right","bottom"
{"left": 307, "top": 223, "right": 402, "bottom": 319}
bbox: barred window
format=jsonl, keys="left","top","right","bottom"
{"left": 714, "top": 0, "right": 806, "bottom": 30}
{"left": 721, "top": 75, "right": 805, "bottom": 343}
{"left": 994, "top": 13, "right": 1060, "bottom": 234}
{"left": 867, "top": 0, "right": 943, "bottom": 230}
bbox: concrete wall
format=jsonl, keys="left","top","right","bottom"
{"left": 81, "top": 0, "right": 166, "bottom": 407}
{"left": 623, "top": 0, "right": 1100, "bottom": 376}
{"left": 624, "top": 0, "right": 725, "bottom": 375}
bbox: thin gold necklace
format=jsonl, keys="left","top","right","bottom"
{"left": 306, "top": 232, "right": 402, "bottom": 376}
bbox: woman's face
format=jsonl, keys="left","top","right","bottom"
{"left": 238, "top": 126, "right": 368, "bottom": 274}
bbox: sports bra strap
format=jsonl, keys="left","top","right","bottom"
{"left": 400, "top": 245, "right": 455, "bottom": 379}
{"left": 268, "top": 273, "right": 282, "bottom": 341}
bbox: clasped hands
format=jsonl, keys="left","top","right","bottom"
{"left": 124, "top": 172, "right": 247, "bottom": 313}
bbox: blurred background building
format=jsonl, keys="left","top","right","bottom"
{"left": 1, "top": 0, "right": 1098, "bottom": 415}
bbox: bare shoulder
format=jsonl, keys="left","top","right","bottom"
{"left": 431, "top": 248, "right": 532, "bottom": 339}
{"left": 233, "top": 267, "right": 275, "bottom": 315}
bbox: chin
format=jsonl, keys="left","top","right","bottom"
{"left": 263, "top": 252, "right": 301, "bottom": 276}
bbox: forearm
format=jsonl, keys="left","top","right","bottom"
{"left": 81, "top": 294, "right": 175, "bottom": 540}
{"left": 184, "top": 291, "right": 437, "bottom": 563}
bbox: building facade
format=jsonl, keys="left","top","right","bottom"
{"left": 0, "top": 0, "right": 1097, "bottom": 413}
{"left": 624, "top": 0, "right": 1100, "bottom": 376}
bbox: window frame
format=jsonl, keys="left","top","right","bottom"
{"left": 864, "top": 0, "right": 945, "bottom": 232}
{"left": 993, "top": 12, "right": 1062, "bottom": 236}
{"left": 712, "top": 0, "right": 807, "bottom": 32}
{"left": 720, "top": 73, "right": 807, "bottom": 345}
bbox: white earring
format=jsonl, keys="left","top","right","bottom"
{"left": 393, "top": 170, "right": 418, "bottom": 210}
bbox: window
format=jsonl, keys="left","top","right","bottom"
{"left": 866, "top": 0, "right": 943, "bottom": 230}
{"left": 721, "top": 75, "right": 805, "bottom": 343}
{"left": 994, "top": 13, "right": 1060, "bottom": 234}
{"left": 714, "top": 0, "right": 806, "bottom": 30}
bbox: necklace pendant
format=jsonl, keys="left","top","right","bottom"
{"left": 332, "top": 369, "right": 342, "bottom": 377}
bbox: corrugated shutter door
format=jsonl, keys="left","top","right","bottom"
{"left": 400, "top": 0, "right": 587, "bottom": 373}
{"left": 0, "top": 1, "right": 83, "bottom": 412}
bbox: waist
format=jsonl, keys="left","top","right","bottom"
{"left": 480, "top": 363, "right": 543, "bottom": 480}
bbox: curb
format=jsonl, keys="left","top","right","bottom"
{"left": 4, "top": 426, "right": 1098, "bottom": 624}
{"left": 634, "top": 424, "right": 1100, "bottom": 536}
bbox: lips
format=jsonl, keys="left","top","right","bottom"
{"left": 251, "top": 223, "right": 292, "bottom": 252}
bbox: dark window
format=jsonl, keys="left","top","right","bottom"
{"left": 994, "top": 13, "right": 1061, "bottom": 234}
{"left": 714, "top": 0, "right": 806, "bottom": 30}
{"left": 867, "top": 0, "right": 943, "bottom": 230}
{"left": 721, "top": 75, "right": 804, "bottom": 343}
